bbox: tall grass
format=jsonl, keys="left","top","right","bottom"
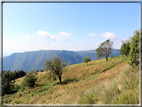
{"left": 78, "top": 65, "right": 139, "bottom": 104}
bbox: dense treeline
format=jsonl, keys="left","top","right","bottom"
{"left": 2, "top": 70, "right": 26, "bottom": 95}
{"left": 2, "top": 70, "right": 27, "bottom": 80}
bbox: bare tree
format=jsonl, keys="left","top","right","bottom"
{"left": 96, "top": 39, "right": 113, "bottom": 61}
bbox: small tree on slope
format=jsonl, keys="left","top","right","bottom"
{"left": 96, "top": 39, "right": 113, "bottom": 61}
{"left": 84, "top": 56, "right": 91, "bottom": 66}
{"left": 44, "top": 55, "right": 66, "bottom": 83}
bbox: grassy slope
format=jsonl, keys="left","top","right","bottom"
{"left": 3, "top": 56, "right": 139, "bottom": 104}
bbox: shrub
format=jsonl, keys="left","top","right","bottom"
{"left": 21, "top": 71, "right": 37, "bottom": 88}
{"left": 40, "top": 70, "right": 44, "bottom": 72}
{"left": 36, "top": 70, "right": 39, "bottom": 72}
{"left": 13, "top": 84, "right": 21, "bottom": 92}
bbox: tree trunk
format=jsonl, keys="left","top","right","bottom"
{"left": 106, "top": 57, "right": 108, "bottom": 61}
{"left": 58, "top": 75, "right": 62, "bottom": 83}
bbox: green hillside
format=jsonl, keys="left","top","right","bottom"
{"left": 2, "top": 55, "right": 139, "bottom": 104}
{"left": 3, "top": 49, "right": 120, "bottom": 73}
{"left": 3, "top": 50, "right": 82, "bottom": 72}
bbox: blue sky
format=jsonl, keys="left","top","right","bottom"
{"left": 3, "top": 3, "right": 139, "bottom": 56}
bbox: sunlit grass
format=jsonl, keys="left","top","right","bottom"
{"left": 2, "top": 55, "right": 139, "bottom": 104}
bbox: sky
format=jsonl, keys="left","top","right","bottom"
{"left": 3, "top": 2, "right": 139, "bottom": 56}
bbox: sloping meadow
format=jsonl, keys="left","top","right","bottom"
{"left": 3, "top": 56, "right": 139, "bottom": 104}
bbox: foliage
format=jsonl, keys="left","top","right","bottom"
{"left": 21, "top": 70, "right": 37, "bottom": 88}
{"left": 36, "top": 70, "right": 39, "bottom": 72}
{"left": 120, "top": 38, "right": 130, "bottom": 56}
{"left": 2, "top": 71, "right": 15, "bottom": 96}
{"left": 84, "top": 56, "right": 91, "bottom": 65}
{"left": 13, "top": 84, "right": 21, "bottom": 92}
{"left": 1, "top": 70, "right": 26, "bottom": 96}
{"left": 40, "top": 70, "right": 44, "bottom": 72}
{"left": 96, "top": 39, "right": 113, "bottom": 61}
{"left": 3, "top": 70, "right": 27, "bottom": 80}
{"left": 44, "top": 55, "right": 66, "bottom": 83}
{"left": 129, "top": 30, "right": 139, "bottom": 68}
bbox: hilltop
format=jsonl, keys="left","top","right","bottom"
{"left": 3, "top": 55, "right": 139, "bottom": 104}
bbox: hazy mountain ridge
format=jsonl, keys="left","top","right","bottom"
{"left": 3, "top": 49, "right": 120, "bottom": 72}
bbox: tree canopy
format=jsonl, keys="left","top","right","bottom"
{"left": 84, "top": 56, "right": 91, "bottom": 65}
{"left": 129, "top": 30, "right": 140, "bottom": 69}
{"left": 120, "top": 38, "right": 131, "bottom": 56}
{"left": 96, "top": 39, "right": 113, "bottom": 61}
{"left": 44, "top": 55, "right": 66, "bottom": 83}
{"left": 2, "top": 71, "right": 15, "bottom": 96}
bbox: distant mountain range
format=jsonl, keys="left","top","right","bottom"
{"left": 2, "top": 49, "right": 120, "bottom": 73}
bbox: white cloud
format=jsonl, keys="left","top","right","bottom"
{"left": 26, "top": 36, "right": 31, "bottom": 40}
{"left": 96, "top": 43, "right": 99, "bottom": 45}
{"left": 37, "top": 30, "right": 55, "bottom": 40}
{"left": 92, "top": 38, "right": 94, "bottom": 40}
{"left": 50, "top": 34, "right": 55, "bottom": 39}
{"left": 37, "top": 30, "right": 71, "bottom": 43}
{"left": 37, "top": 30, "right": 49, "bottom": 37}
{"left": 100, "top": 32, "right": 117, "bottom": 40}
{"left": 59, "top": 32, "right": 71, "bottom": 37}
{"left": 121, "top": 38, "right": 127, "bottom": 42}
{"left": 89, "top": 33, "right": 96, "bottom": 36}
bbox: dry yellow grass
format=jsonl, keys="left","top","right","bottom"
{"left": 14, "top": 76, "right": 25, "bottom": 85}
{"left": 3, "top": 56, "right": 137, "bottom": 104}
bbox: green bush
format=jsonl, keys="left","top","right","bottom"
{"left": 11, "top": 84, "right": 21, "bottom": 93}
{"left": 21, "top": 71, "right": 37, "bottom": 88}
